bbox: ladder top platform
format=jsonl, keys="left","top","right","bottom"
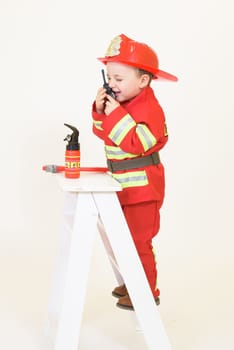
{"left": 56, "top": 172, "right": 122, "bottom": 193}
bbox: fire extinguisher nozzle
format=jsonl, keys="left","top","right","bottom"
{"left": 42, "top": 164, "right": 65, "bottom": 173}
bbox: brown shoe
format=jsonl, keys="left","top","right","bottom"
{"left": 112, "top": 284, "right": 128, "bottom": 298}
{"left": 116, "top": 294, "right": 160, "bottom": 310}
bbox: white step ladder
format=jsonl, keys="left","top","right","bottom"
{"left": 46, "top": 172, "right": 171, "bottom": 350}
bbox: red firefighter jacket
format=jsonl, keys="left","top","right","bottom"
{"left": 92, "top": 86, "right": 168, "bottom": 205}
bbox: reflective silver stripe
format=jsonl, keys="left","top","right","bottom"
{"left": 109, "top": 114, "right": 135, "bottom": 145}
{"left": 93, "top": 120, "right": 103, "bottom": 131}
{"left": 112, "top": 171, "right": 148, "bottom": 188}
{"left": 105, "top": 145, "right": 138, "bottom": 160}
{"left": 136, "top": 124, "right": 157, "bottom": 151}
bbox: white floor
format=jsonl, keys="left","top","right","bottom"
{"left": 1, "top": 236, "right": 234, "bottom": 350}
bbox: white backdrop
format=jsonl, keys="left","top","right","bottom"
{"left": 0, "top": 0, "right": 234, "bottom": 312}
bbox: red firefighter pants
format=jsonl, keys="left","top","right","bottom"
{"left": 122, "top": 200, "right": 162, "bottom": 298}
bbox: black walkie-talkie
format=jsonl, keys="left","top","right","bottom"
{"left": 101, "top": 69, "right": 115, "bottom": 99}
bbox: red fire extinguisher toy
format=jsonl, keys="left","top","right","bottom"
{"left": 64, "top": 123, "right": 80, "bottom": 178}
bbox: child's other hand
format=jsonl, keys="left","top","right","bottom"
{"left": 95, "top": 87, "right": 106, "bottom": 114}
{"left": 104, "top": 94, "right": 120, "bottom": 115}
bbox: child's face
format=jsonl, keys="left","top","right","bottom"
{"left": 106, "top": 62, "right": 148, "bottom": 103}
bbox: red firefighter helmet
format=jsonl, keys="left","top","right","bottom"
{"left": 98, "top": 34, "right": 178, "bottom": 82}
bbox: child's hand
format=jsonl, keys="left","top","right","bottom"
{"left": 95, "top": 87, "right": 107, "bottom": 114}
{"left": 104, "top": 94, "right": 120, "bottom": 115}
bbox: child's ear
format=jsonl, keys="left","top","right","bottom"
{"left": 139, "top": 74, "right": 150, "bottom": 88}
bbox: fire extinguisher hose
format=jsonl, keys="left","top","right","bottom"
{"left": 42, "top": 165, "right": 108, "bottom": 173}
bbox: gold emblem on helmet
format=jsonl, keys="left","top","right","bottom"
{"left": 105, "top": 35, "right": 122, "bottom": 57}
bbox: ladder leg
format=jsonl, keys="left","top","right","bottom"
{"left": 46, "top": 192, "right": 77, "bottom": 338}
{"left": 93, "top": 192, "right": 171, "bottom": 350}
{"left": 54, "top": 193, "right": 98, "bottom": 350}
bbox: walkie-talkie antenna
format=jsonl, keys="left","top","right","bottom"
{"left": 101, "top": 69, "right": 107, "bottom": 85}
